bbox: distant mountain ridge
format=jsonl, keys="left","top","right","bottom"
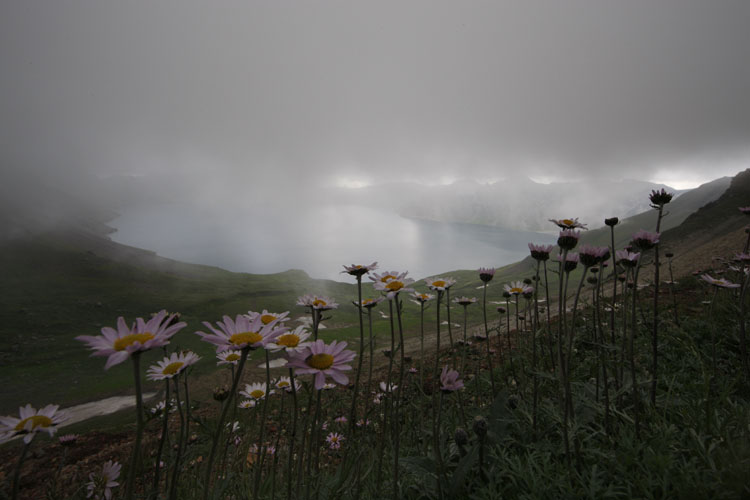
{"left": 328, "top": 176, "right": 687, "bottom": 232}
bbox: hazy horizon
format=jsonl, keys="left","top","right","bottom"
{"left": 2, "top": 1, "right": 750, "bottom": 254}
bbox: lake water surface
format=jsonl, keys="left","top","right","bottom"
{"left": 110, "top": 203, "right": 555, "bottom": 281}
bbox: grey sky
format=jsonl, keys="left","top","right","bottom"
{"left": 2, "top": 0, "right": 750, "bottom": 193}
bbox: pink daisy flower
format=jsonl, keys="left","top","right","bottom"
{"left": 632, "top": 230, "right": 660, "bottom": 250}
{"left": 196, "top": 314, "right": 287, "bottom": 353}
{"left": 528, "top": 243, "right": 554, "bottom": 261}
{"left": 557, "top": 229, "right": 581, "bottom": 250}
{"left": 425, "top": 277, "right": 457, "bottom": 291}
{"left": 616, "top": 250, "right": 641, "bottom": 268}
{"left": 147, "top": 351, "right": 200, "bottom": 381}
{"left": 266, "top": 325, "right": 313, "bottom": 354}
{"left": 296, "top": 295, "right": 339, "bottom": 311}
{"left": 700, "top": 274, "right": 741, "bottom": 289}
{"left": 439, "top": 366, "right": 464, "bottom": 392}
{"left": 549, "top": 218, "right": 588, "bottom": 230}
{"left": 286, "top": 340, "right": 356, "bottom": 390}
{"left": 504, "top": 281, "right": 532, "bottom": 296}
{"left": 410, "top": 292, "right": 434, "bottom": 305}
{"left": 370, "top": 270, "right": 408, "bottom": 283}
{"left": 216, "top": 350, "right": 243, "bottom": 366}
{"left": 373, "top": 273, "right": 415, "bottom": 299}
{"left": 76, "top": 310, "right": 186, "bottom": 370}
{"left": 0, "top": 404, "right": 68, "bottom": 444}
{"left": 478, "top": 267, "right": 496, "bottom": 283}
{"left": 326, "top": 432, "right": 344, "bottom": 450}
{"left": 342, "top": 262, "right": 378, "bottom": 277}
{"left": 357, "top": 296, "right": 386, "bottom": 309}
{"left": 247, "top": 310, "right": 290, "bottom": 326}
{"left": 578, "top": 245, "right": 611, "bottom": 267}
{"left": 86, "top": 460, "right": 121, "bottom": 500}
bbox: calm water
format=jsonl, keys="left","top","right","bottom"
{"left": 110, "top": 203, "right": 555, "bottom": 281}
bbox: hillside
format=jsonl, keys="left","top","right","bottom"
{"left": 0, "top": 231, "right": 362, "bottom": 413}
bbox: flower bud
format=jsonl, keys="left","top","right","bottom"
{"left": 473, "top": 416, "right": 488, "bottom": 438}
{"left": 604, "top": 217, "right": 619, "bottom": 226}
{"left": 213, "top": 386, "right": 230, "bottom": 401}
{"left": 454, "top": 427, "right": 469, "bottom": 447}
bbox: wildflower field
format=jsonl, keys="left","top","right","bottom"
{"left": 2, "top": 187, "right": 750, "bottom": 500}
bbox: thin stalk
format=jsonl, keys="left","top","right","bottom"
{"left": 461, "top": 304, "right": 468, "bottom": 374}
{"left": 349, "top": 275, "right": 365, "bottom": 432}
{"left": 126, "top": 352, "right": 145, "bottom": 500}
{"left": 740, "top": 272, "right": 750, "bottom": 379}
{"left": 203, "top": 348, "right": 249, "bottom": 500}
{"left": 630, "top": 262, "right": 642, "bottom": 440}
{"left": 556, "top": 248, "right": 571, "bottom": 471}
{"left": 668, "top": 257, "right": 680, "bottom": 328}
{"left": 393, "top": 296, "right": 406, "bottom": 500}
{"left": 152, "top": 379, "right": 171, "bottom": 497}
{"left": 305, "top": 389, "right": 323, "bottom": 500}
{"left": 532, "top": 261, "right": 541, "bottom": 433}
{"left": 446, "top": 288, "right": 456, "bottom": 367}
{"left": 543, "top": 261, "right": 555, "bottom": 371}
{"left": 609, "top": 225, "right": 618, "bottom": 384}
{"left": 482, "top": 282, "right": 497, "bottom": 395}
{"left": 253, "top": 350, "right": 272, "bottom": 500}
{"left": 433, "top": 392, "right": 445, "bottom": 500}
{"left": 286, "top": 368, "right": 298, "bottom": 500}
{"left": 364, "top": 309, "right": 375, "bottom": 418}
{"left": 168, "top": 375, "right": 185, "bottom": 500}
{"left": 11, "top": 441, "right": 30, "bottom": 500}
{"left": 651, "top": 205, "right": 664, "bottom": 405}
{"left": 183, "top": 372, "right": 191, "bottom": 455}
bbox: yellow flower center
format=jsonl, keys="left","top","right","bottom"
{"left": 162, "top": 362, "right": 184, "bottom": 376}
{"left": 250, "top": 389, "right": 265, "bottom": 399}
{"left": 306, "top": 353, "right": 334, "bottom": 370}
{"left": 225, "top": 353, "right": 241, "bottom": 362}
{"left": 277, "top": 381, "right": 290, "bottom": 388}
{"left": 277, "top": 334, "right": 300, "bottom": 348}
{"left": 380, "top": 275, "right": 397, "bottom": 282}
{"left": 260, "top": 314, "right": 277, "bottom": 325}
{"left": 385, "top": 281, "right": 404, "bottom": 291}
{"left": 113, "top": 332, "right": 155, "bottom": 351}
{"left": 362, "top": 299, "right": 373, "bottom": 305}
{"left": 229, "top": 332, "right": 263, "bottom": 346}
{"left": 312, "top": 299, "right": 327, "bottom": 307}
{"left": 432, "top": 280, "right": 446, "bottom": 288}
{"left": 420, "top": 294, "right": 429, "bottom": 300}
{"left": 562, "top": 219, "right": 575, "bottom": 226}
{"left": 15, "top": 415, "right": 52, "bottom": 432}
{"left": 510, "top": 287, "right": 523, "bottom": 294}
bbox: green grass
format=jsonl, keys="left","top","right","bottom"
{"left": 0, "top": 232, "right": 546, "bottom": 414}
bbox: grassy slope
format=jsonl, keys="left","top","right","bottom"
{"left": 0, "top": 232, "right": 362, "bottom": 413}
{"left": 0, "top": 170, "right": 741, "bottom": 414}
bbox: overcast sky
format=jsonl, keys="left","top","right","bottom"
{"left": 2, "top": 0, "right": 750, "bottom": 194}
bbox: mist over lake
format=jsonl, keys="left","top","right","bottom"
{"left": 110, "top": 202, "right": 556, "bottom": 281}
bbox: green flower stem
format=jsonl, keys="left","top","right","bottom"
{"left": 393, "top": 295, "right": 406, "bottom": 500}
{"left": 482, "top": 282, "right": 497, "bottom": 396}
{"left": 203, "top": 348, "right": 249, "bottom": 500}
{"left": 168, "top": 375, "right": 186, "bottom": 500}
{"left": 253, "top": 350, "right": 272, "bottom": 500}
{"left": 349, "top": 275, "right": 365, "bottom": 432}
{"left": 446, "top": 288, "right": 456, "bottom": 368}
{"left": 286, "top": 368, "right": 299, "bottom": 500}
{"left": 630, "top": 262, "right": 642, "bottom": 440}
{"left": 11, "top": 441, "right": 30, "bottom": 500}
{"left": 152, "top": 379, "right": 171, "bottom": 498}
{"left": 126, "top": 352, "right": 145, "bottom": 500}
